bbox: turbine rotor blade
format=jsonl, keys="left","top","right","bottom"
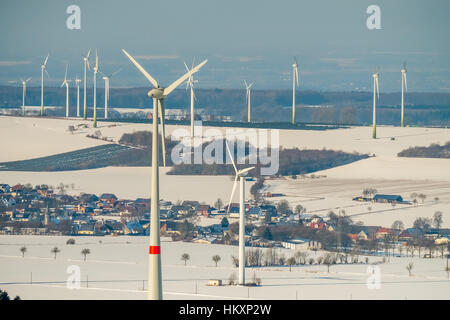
{"left": 163, "top": 59, "right": 208, "bottom": 96}
{"left": 225, "top": 140, "right": 238, "bottom": 174}
{"left": 121, "top": 49, "right": 158, "bottom": 88}
{"left": 110, "top": 68, "right": 122, "bottom": 78}
{"left": 158, "top": 100, "right": 166, "bottom": 167}
{"left": 227, "top": 175, "right": 239, "bottom": 214}
{"left": 403, "top": 73, "right": 407, "bottom": 92}
{"left": 238, "top": 166, "right": 255, "bottom": 176}
{"left": 376, "top": 77, "right": 380, "bottom": 99}
{"left": 64, "top": 64, "right": 68, "bottom": 82}
{"left": 43, "top": 54, "right": 49, "bottom": 66}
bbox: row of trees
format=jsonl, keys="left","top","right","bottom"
{"left": 180, "top": 253, "right": 221, "bottom": 267}
{"left": 19, "top": 246, "right": 91, "bottom": 261}
{"left": 398, "top": 141, "right": 450, "bottom": 159}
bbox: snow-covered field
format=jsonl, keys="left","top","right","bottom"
{"left": 1, "top": 116, "right": 449, "bottom": 299}
{"left": 1, "top": 116, "right": 449, "bottom": 162}
{"left": 265, "top": 177, "right": 450, "bottom": 228}
{"left": 0, "top": 235, "right": 449, "bottom": 300}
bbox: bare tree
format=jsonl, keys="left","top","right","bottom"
{"left": 323, "top": 253, "right": 336, "bottom": 273}
{"left": 81, "top": 248, "right": 90, "bottom": 261}
{"left": 212, "top": 255, "right": 221, "bottom": 267}
{"left": 51, "top": 247, "right": 60, "bottom": 260}
{"left": 231, "top": 255, "right": 239, "bottom": 268}
{"left": 20, "top": 246, "right": 27, "bottom": 258}
{"left": 406, "top": 262, "right": 414, "bottom": 276}
{"left": 181, "top": 253, "right": 190, "bottom": 266}
{"left": 407, "top": 244, "right": 416, "bottom": 258}
{"left": 214, "top": 198, "right": 223, "bottom": 210}
{"left": 437, "top": 244, "right": 446, "bottom": 259}
{"left": 287, "top": 257, "right": 296, "bottom": 272}
{"left": 317, "top": 256, "right": 323, "bottom": 264}
{"left": 278, "top": 254, "right": 286, "bottom": 266}
{"left": 418, "top": 193, "right": 427, "bottom": 204}
{"left": 391, "top": 220, "right": 404, "bottom": 231}
{"left": 433, "top": 211, "right": 443, "bottom": 235}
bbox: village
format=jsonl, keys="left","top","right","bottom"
{"left": 1, "top": 182, "right": 448, "bottom": 261}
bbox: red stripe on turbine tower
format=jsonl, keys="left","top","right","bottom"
{"left": 149, "top": 246, "right": 160, "bottom": 254}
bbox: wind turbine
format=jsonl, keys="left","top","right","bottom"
{"left": 291, "top": 57, "right": 299, "bottom": 124}
{"left": 60, "top": 64, "right": 71, "bottom": 118}
{"left": 243, "top": 80, "right": 254, "bottom": 122}
{"left": 100, "top": 69, "right": 121, "bottom": 120}
{"left": 75, "top": 75, "right": 81, "bottom": 118}
{"left": 40, "top": 54, "right": 49, "bottom": 116}
{"left": 9, "top": 78, "right": 32, "bottom": 115}
{"left": 83, "top": 49, "right": 91, "bottom": 120}
{"left": 184, "top": 60, "right": 198, "bottom": 138}
{"left": 372, "top": 71, "right": 380, "bottom": 139}
{"left": 122, "top": 49, "right": 207, "bottom": 300}
{"left": 401, "top": 63, "right": 407, "bottom": 127}
{"left": 93, "top": 50, "right": 99, "bottom": 127}
{"left": 225, "top": 141, "right": 255, "bottom": 286}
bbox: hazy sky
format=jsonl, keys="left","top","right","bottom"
{"left": 1, "top": 0, "right": 450, "bottom": 91}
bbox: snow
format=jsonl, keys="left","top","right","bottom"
{"left": 1, "top": 116, "right": 449, "bottom": 299}
{"left": 0, "top": 235, "right": 449, "bottom": 300}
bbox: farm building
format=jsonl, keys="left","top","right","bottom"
{"left": 373, "top": 194, "right": 403, "bottom": 203}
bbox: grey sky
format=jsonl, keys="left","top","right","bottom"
{"left": 1, "top": 0, "right": 449, "bottom": 91}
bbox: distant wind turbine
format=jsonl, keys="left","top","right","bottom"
{"left": 93, "top": 50, "right": 99, "bottom": 127}
{"left": 122, "top": 49, "right": 207, "bottom": 300}
{"left": 225, "top": 141, "right": 255, "bottom": 286}
{"left": 184, "top": 60, "right": 198, "bottom": 138}
{"left": 40, "top": 54, "right": 49, "bottom": 116}
{"left": 100, "top": 69, "right": 121, "bottom": 120}
{"left": 401, "top": 63, "right": 407, "bottom": 127}
{"left": 9, "top": 78, "right": 32, "bottom": 116}
{"left": 82, "top": 49, "right": 91, "bottom": 120}
{"left": 75, "top": 76, "right": 81, "bottom": 118}
{"left": 292, "top": 57, "right": 299, "bottom": 124}
{"left": 243, "top": 80, "right": 254, "bottom": 122}
{"left": 372, "top": 71, "right": 380, "bottom": 139}
{"left": 60, "top": 64, "right": 71, "bottom": 118}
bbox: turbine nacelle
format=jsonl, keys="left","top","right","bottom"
{"left": 148, "top": 88, "right": 165, "bottom": 99}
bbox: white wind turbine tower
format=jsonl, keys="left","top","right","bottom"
{"left": 40, "top": 54, "right": 49, "bottom": 116}
{"left": 9, "top": 78, "right": 32, "bottom": 116}
{"left": 225, "top": 141, "right": 255, "bottom": 285}
{"left": 75, "top": 76, "right": 81, "bottom": 118}
{"left": 93, "top": 50, "right": 99, "bottom": 127}
{"left": 82, "top": 49, "right": 91, "bottom": 120}
{"left": 291, "top": 57, "right": 299, "bottom": 124}
{"left": 60, "top": 64, "right": 72, "bottom": 118}
{"left": 184, "top": 61, "right": 199, "bottom": 139}
{"left": 100, "top": 69, "right": 121, "bottom": 120}
{"left": 372, "top": 71, "right": 380, "bottom": 139}
{"left": 243, "top": 80, "right": 254, "bottom": 122}
{"left": 401, "top": 63, "right": 407, "bottom": 127}
{"left": 122, "top": 49, "right": 207, "bottom": 300}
